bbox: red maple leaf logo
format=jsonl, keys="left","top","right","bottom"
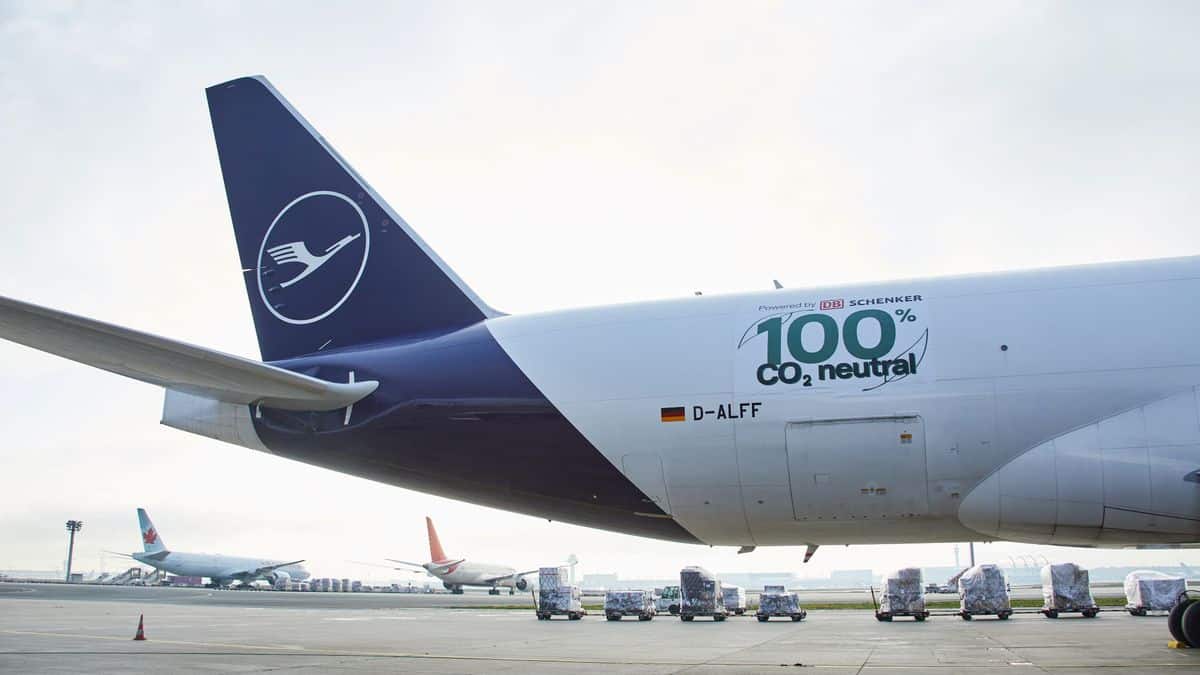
{"left": 142, "top": 528, "right": 158, "bottom": 545}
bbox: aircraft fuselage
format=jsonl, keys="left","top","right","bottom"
{"left": 193, "top": 255, "right": 1200, "bottom": 548}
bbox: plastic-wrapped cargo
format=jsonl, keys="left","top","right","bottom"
{"left": 1124, "top": 570, "right": 1185, "bottom": 614}
{"left": 679, "top": 566, "right": 726, "bottom": 621}
{"left": 604, "top": 590, "right": 655, "bottom": 620}
{"left": 877, "top": 568, "right": 927, "bottom": 620}
{"left": 757, "top": 586, "right": 806, "bottom": 622}
{"left": 957, "top": 564, "right": 1011, "bottom": 618}
{"left": 537, "top": 566, "right": 583, "bottom": 619}
{"left": 539, "top": 566, "right": 568, "bottom": 594}
{"left": 722, "top": 585, "right": 747, "bottom": 615}
{"left": 1040, "top": 563, "right": 1098, "bottom": 617}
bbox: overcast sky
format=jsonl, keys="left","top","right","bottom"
{"left": 3, "top": 1, "right": 1200, "bottom": 582}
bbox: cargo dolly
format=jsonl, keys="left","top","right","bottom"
{"left": 1041, "top": 605, "right": 1099, "bottom": 619}
{"left": 755, "top": 607, "right": 806, "bottom": 622}
{"left": 871, "top": 586, "right": 929, "bottom": 621}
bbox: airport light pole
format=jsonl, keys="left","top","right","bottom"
{"left": 65, "top": 520, "right": 83, "bottom": 583}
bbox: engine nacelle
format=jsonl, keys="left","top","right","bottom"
{"left": 267, "top": 570, "right": 292, "bottom": 587}
{"left": 515, "top": 577, "right": 529, "bottom": 591}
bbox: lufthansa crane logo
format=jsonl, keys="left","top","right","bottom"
{"left": 257, "top": 191, "right": 370, "bottom": 325}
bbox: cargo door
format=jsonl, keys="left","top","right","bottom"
{"left": 621, "top": 453, "right": 672, "bottom": 516}
{"left": 786, "top": 416, "right": 928, "bottom": 521}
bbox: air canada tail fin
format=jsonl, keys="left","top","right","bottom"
{"left": 206, "top": 76, "right": 498, "bottom": 362}
{"left": 426, "top": 516, "right": 448, "bottom": 563}
{"left": 137, "top": 508, "right": 167, "bottom": 554}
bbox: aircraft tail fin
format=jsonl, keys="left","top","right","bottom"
{"left": 426, "top": 516, "right": 448, "bottom": 563}
{"left": 206, "top": 76, "right": 498, "bottom": 362}
{"left": 137, "top": 508, "right": 167, "bottom": 554}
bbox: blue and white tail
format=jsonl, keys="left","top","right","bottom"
{"left": 137, "top": 508, "right": 167, "bottom": 554}
{"left": 206, "top": 76, "right": 498, "bottom": 362}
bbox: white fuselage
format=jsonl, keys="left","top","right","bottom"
{"left": 131, "top": 551, "right": 308, "bottom": 583}
{"left": 425, "top": 559, "right": 523, "bottom": 588}
{"left": 487, "top": 255, "right": 1200, "bottom": 548}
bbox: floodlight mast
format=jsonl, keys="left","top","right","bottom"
{"left": 65, "top": 520, "right": 83, "bottom": 583}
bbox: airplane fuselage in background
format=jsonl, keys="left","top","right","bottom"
{"left": 131, "top": 551, "right": 308, "bottom": 585}
{"left": 170, "top": 255, "right": 1200, "bottom": 549}
{"left": 425, "top": 560, "right": 526, "bottom": 590}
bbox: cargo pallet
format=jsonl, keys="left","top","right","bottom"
{"left": 756, "top": 609, "right": 806, "bottom": 622}
{"left": 605, "top": 611, "right": 654, "bottom": 621}
{"left": 869, "top": 586, "right": 928, "bottom": 621}
{"left": 680, "top": 612, "right": 727, "bottom": 622}
{"left": 1041, "top": 606, "right": 1099, "bottom": 618}
{"left": 959, "top": 610, "right": 1012, "bottom": 621}
{"left": 536, "top": 609, "right": 586, "bottom": 620}
{"left": 875, "top": 610, "right": 929, "bottom": 622}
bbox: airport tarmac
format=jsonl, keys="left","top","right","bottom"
{"left": 0, "top": 583, "right": 1195, "bottom": 673}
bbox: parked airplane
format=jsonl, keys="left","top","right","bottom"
{"left": 389, "top": 517, "right": 536, "bottom": 595}
{"left": 128, "top": 508, "right": 307, "bottom": 588}
{"left": 2, "top": 75, "right": 1199, "bottom": 555}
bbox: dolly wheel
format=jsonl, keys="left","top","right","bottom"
{"left": 961, "top": 613, "right": 972, "bottom": 621}
{"left": 915, "top": 615, "right": 926, "bottom": 622}
{"left": 1181, "top": 602, "right": 1200, "bottom": 647}
{"left": 1169, "top": 599, "right": 1195, "bottom": 646}
{"left": 757, "top": 615, "right": 769, "bottom": 622}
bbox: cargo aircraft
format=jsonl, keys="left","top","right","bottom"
{"left": 2, "top": 76, "right": 1199, "bottom": 558}
{"left": 126, "top": 508, "right": 307, "bottom": 588}
{"left": 388, "top": 517, "right": 536, "bottom": 594}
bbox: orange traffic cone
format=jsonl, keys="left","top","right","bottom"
{"left": 132, "top": 614, "right": 146, "bottom": 641}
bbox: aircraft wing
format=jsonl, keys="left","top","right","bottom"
{"left": 228, "top": 559, "right": 306, "bottom": 581}
{"left": 254, "top": 559, "right": 305, "bottom": 576}
{"left": 0, "top": 295, "right": 376, "bottom": 411}
{"left": 479, "top": 569, "right": 539, "bottom": 584}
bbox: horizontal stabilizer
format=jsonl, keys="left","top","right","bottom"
{"left": 385, "top": 559, "right": 427, "bottom": 568}
{"left": 0, "top": 295, "right": 376, "bottom": 411}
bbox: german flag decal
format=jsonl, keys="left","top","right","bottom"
{"left": 660, "top": 406, "right": 686, "bottom": 423}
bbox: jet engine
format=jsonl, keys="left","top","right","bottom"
{"left": 267, "top": 570, "right": 292, "bottom": 587}
{"left": 515, "top": 577, "right": 529, "bottom": 591}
